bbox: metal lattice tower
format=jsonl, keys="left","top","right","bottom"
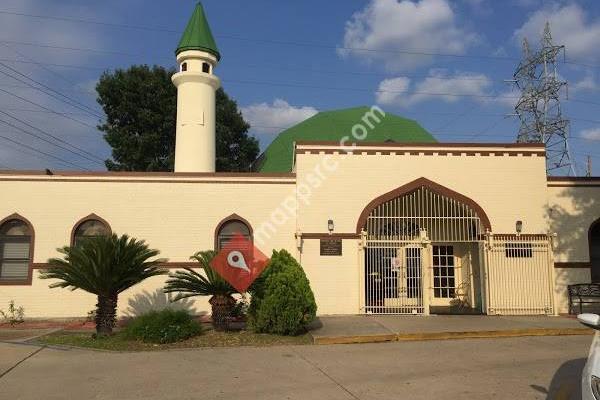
{"left": 513, "top": 22, "right": 575, "bottom": 175}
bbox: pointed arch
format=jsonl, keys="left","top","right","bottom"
{"left": 214, "top": 213, "right": 253, "bottom": 250}
{"left": 0, "top": 213, "right": 35, "bottom": 285}
{"left": 70, "top": 213, "right": 112, "bottom": 247}
{"left": 355, "top": 177, "right": 492, "bottom": 234}
{"left": 590, "top": 217, "right": 600, "bottom": 282}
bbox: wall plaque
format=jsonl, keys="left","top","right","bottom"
{"left": 320, "top": 238, "right": 342, "bottom": 256}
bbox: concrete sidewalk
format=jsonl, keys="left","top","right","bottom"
{"left": 309, "top": 315, "right": 592, "bottom": 344}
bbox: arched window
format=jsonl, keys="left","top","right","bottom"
{"left": 590, "top": 219, "right": 600, "bottom": 282}
{"left": 202, "top": 62, "right": 210, "bottom": 74}
{"left": 72, "top": 215, "right": 110, "bottom": 246}
{"left": 181, "top": 62, "right": 187, "bottom": 72}
{"left": 0, "top": 215, "right": 33, "bottom": 283}
{"left": 215, "top": 215, "right": 252, "bottom": 250}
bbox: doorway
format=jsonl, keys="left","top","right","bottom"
{"left": 591, "top": 219, "right": 600, "bottom": 282}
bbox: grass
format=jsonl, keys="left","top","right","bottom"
{"left": 35, "top": 329, "right": 313, "bottom": 351}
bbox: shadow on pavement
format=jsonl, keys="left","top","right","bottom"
{"left": 531, "top": 358, "right": 585, "bottom": 399}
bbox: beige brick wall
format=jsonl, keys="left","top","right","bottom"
{"left": 295, "top": 150, "right": 549, "bottom": 234}
{"left": 1, "top": 150, "right": 598, "bottom": 318}
{"left": 299, "top": 239, "right": 361, "bottom": 315}
{"left": 547, "top": 185, "right": 600, "bottom": 262}
{"left": 0, "top": 176, "right": 297, "bottom": 318}
{"left": 547, "top": 183, "right": 600, "bottom": 313}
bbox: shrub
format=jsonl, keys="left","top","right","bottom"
{"left": 248, "top": 250, "right": 317, "bottom": 335}
{"left": 0, "top": 300, "right": 25, "bottom": 325}
{"left": 123, "top": 309, "right": 203, "bottom": 344}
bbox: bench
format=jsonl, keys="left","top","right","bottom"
{"left": 568, "top": 283, "right": 600, "bottom": 314}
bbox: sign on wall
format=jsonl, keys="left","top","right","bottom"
{"left": 320, "top": 238, "right": 342, "bottom": 256}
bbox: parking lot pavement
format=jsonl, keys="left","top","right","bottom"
{"left": 0, "top": 335, "right": 592, "bottom": 399}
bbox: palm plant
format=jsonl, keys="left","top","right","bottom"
{"left": 164, "top": 250, "right": 237, "bottom": 331}
{"left": 40, "top": 234, "right": 166, "bottom": 336}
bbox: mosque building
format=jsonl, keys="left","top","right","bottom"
{"left": 1, "top": 3, "right": 599, "bottom": 318}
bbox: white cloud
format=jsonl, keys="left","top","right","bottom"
{"left": 375, "top": 77, "right": 412, "bottom": 105}
{"left": 580, "top": 128, "right": 600, "bottom": 141}
{"left": 376, "top": 70, "right": 493, "bottom": 107}
{"left": 571, "top": 74, "right": 597, "bottom": 94}
{"left": 241, "top": 99, "right": 318, "bottom": 134}
{"left": 514, "top": 3, "right": 600, "bottom": 61}
{"left": 0, "top": 0, "right": 114, "bottom": 170}
{"left": 486, "top": 89, "right": 520, "bottom": 108}
{"left": 339, "top": 0, "right": 479, "bottom": 72}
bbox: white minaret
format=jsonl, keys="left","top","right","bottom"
{"left": 172, "top": 2, "right": 221, "bottom": 173}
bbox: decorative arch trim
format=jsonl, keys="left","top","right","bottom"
{"left": 0, "top": 213, "right": 35, "bottom": 285}
{"left": 214, "top": 213, "right": 254, "bottom": 251}
{"left": 70, "top": 213, "right": 112, "bottom": 247}
{"left": 355, "top": 177, "right": 492, "bottom": 234}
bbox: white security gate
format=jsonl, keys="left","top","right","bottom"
{"left": 485, "top": 235, "right": 555, "bottom": 315}
{"left": 364, "top": 240, "right": 425, "bottom": 314}
{"left": 362, "top": 185, "right": 486, "bottom": 315}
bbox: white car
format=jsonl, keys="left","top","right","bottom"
{"left": 578, "top": 314, "right": 600, "bottom": 399}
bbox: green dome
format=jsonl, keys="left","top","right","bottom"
{"left": 255, "top": 106, "right": 437, "bottom": 172}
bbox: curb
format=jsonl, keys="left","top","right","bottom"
{"left": 312, "top": 328, "right": 592, "bottom": 345}
{"left": 313, "top": 333, "right": 397, "bottom": 345}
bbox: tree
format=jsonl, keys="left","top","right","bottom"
{"left": 96, "top": 65, "right": 259, "bottom": 172}
{"left": 163, "top": 250, "right": 237, "bottom": 331}
{"left": 40, "top": 234, "right": 166, "bottom": 336}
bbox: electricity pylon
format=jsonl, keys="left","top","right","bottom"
{"left": 512, "top": 22, "right": 575, "bottom": 175}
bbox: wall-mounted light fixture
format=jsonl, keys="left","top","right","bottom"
{"left": 327, "top": 219, "right": 334, "bottom": 235}
{"left": 516, "top": 220, "right": 523, "bottom": 235}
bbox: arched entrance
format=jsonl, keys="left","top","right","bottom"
{"left": 591, "top": 219, "right": 600, "bottom": 282}
{"left": 358, "top": 178, "right": 489, "bottom": 315}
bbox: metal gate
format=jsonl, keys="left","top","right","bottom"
{"left": 485, "top": 234, "right": 555, "bottom": 315}
{"left": 363, "top": 185, "right": 485, "bottom": 315}
{"left": 364, "top": 240, "right": 425, "bottom": 314}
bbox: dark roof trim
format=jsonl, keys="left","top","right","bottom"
{"left": 295, "top": 141, "right": 546, "bottom": 148}
{"left": 0, "top": 170, "right": 295, "bottom": 178}
{"left": 547, "top": 176, "right": 600, "bottom": 182}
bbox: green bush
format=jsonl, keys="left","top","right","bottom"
{"left": 248, "top": 250, "right": 317, "bottom": 335}
{"left": 123, "top": 309, "right": 203, "bottom": 344}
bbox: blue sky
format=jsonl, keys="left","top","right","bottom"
{"left": 0, "top": 0, "right": 599, "bottom": 174}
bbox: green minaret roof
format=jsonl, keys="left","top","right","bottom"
{"left": 176, "top": 2, "right": 220, "bottom": 60}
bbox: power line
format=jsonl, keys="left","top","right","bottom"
{"left": 0, "top": 39, "right": 157, "bottom": 59}
{"left": 0, "top": 42, "right": 98, "bottom": 102}
{"left": 0, "top": 62, "right": 102, "bottom": 118}
{"left": 224, "top": 78, "right": 520, "bottom": 100}
{"left": 0, "top": 112, "right": 104, "bottom": 165}
{"left": 0, "top": 56, "right": 513, "bottom": 84}
{"left": 0, "top": 55, "right": 595, "bottom": 110}
{"left": 0, "top": 107, "right": 92, "bottom": 116}
{"left": 0, "top": 82, "right": 94, "bottom": 96}
{"left": 0, "top": 133, "right": 90, "bottom": 170}
{"left": 2, "top": 9, "right": 600, "bottom": 69}
{"left": 0, "top": 131, "right": 85, "bottom": 169}
{"left": 0, "top": 87, "right": 99, "bottom": 131}
{"left": 0, "top": 57, "right": 105, "bottom": 71}
{"left": 0, "top": 10, "right": 179, "bottom": 33}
